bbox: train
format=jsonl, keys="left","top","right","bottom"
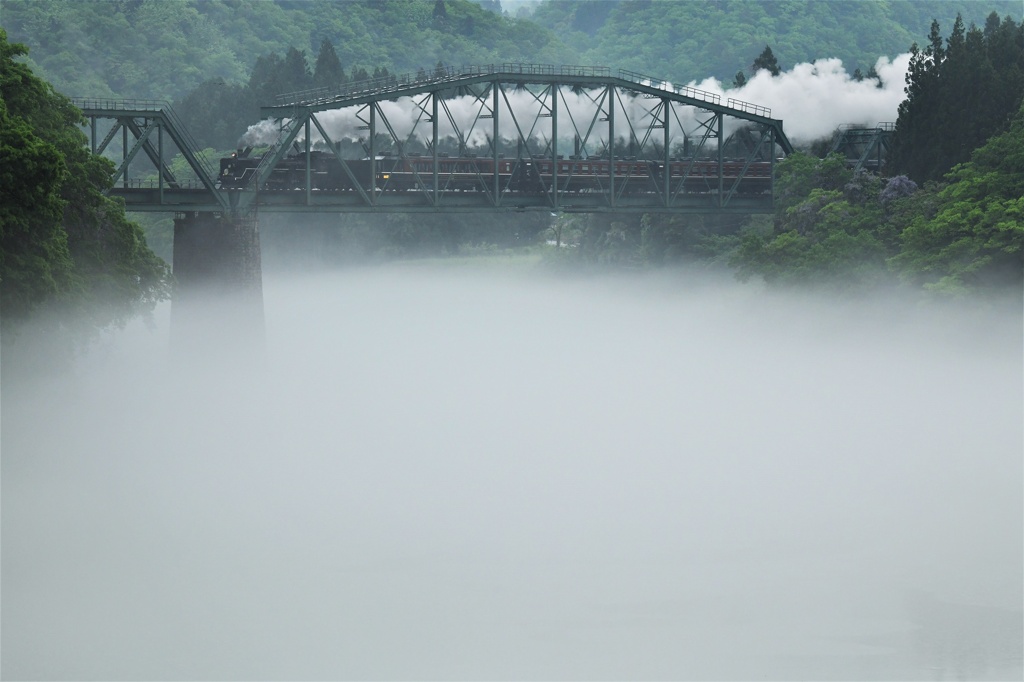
{"left": 218, "top": 148, "right": 773, "bottom": 195}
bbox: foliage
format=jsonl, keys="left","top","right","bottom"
{"left": 730, "top": 155, "right": 895, "bottom": 290}
{"left": 0, "top": 28, "right": 170, "bottom": 339}
{"left": 751, "top": 45, "right": 780, "bottom": 76}
{"left": 729, "top": 113, "right": 1024, "bottom": 296}
{"left": 890, "top": 13, "right": 1024, "bottom": 183}
{"left": 312, "top": 37, "right": 346, "bottom": 88}
{"left": 532, "top": 0, "right": 1018, "bottom": 82}
{"left": 0, "top": 96, "right": 77, "bottom": 321}
{"left": 174, "top": 78, "right": 257, "bottom": 151}
{"left": 4, "top": 0, "right": 1019, "bottom": 106}
{"left": 1, "top": 0, "right": 572, "bottom": 102}
{"left": 889, "top": 104, "right": 1024, "bottom": 293}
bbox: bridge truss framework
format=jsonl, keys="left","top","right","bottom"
{"left": 77, "top": 64, "right": 795, "bottom": 216}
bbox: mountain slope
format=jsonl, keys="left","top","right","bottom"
{"left": 532, "top": 0, "right": 1021, "bottom": 81}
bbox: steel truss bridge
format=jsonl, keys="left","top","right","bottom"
{"left": 830, "top": 122, "right": 894, "bottom": 173}
{"left": 76, "top": 64, "right": 795, "bottom": 216}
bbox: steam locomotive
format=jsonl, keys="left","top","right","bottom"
{"left": 218, "top": 148, "right": 772, "bottom": 195}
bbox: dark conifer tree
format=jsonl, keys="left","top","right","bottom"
{"left": 433, "top": 0, "right": 448, "bottom": 26}
{"left": 751, "top": 45, "right": 780, "bottom": 76}
{"left": 891, "top": 14, "right": 1024, "bottom": 182}
{"left": 249, "top": 52, "right": 284, "bottom": 103}
{"left": 733, "top": 70, "right": 746, "bottom": 88}
{"left": 175, "top": 77, "right": 257, "bottom": 150}
{"left": 313, "top": 38, "right": 346, "bottom": 88}
{"left": 282, "top": 46, "right": 312, "bottom": 92}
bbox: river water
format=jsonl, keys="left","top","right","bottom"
{"left": 3, "top": 263, "right": 1021, "bottom": 680}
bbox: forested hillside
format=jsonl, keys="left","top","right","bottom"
{"left": 531, "top": 0, "right": 1020, "bottom": 81}
{"left": 3, "top": 0, "right": 1018, "bottom": 103}
{"left": 1, "top": 0, "right": 571, "bottom": 101}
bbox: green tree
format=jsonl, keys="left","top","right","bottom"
{"left": 890, "top": 14, "right": 1024, "bottom": 183}
{"left": 889, "top": 103, "right": 1024, "bottom": 293}
{"left": 751, "top": 45, "right": 780, "bottom": 76}
{"left": 0, "top": 97, "right": 77, "bottom": 323}
{"left": 434, "top": 0, "right": 449, "bottom": 21}
{"left": 281, "top": 46, "right": 312, "bottom": 93}
{"left": 0, "top": 28, "right": 169, "bottom": 338}
{"left": 174, "top": 77, "right": 257, "bottom": 150}
{"left": 730, "top": 154, "right": 896, "bottom": 289}
{"left": 313, "top": 38, "right": 346, "bottom": 88}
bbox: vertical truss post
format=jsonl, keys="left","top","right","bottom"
{"left": 158, "top": 123, "right": 164, "bottom": 204}
{"left": 493, "top": 84, "right": 500, "bottom": 205}
{"left": 122, "top": 123, "right": 129, "bottom": 189}
{"left": 551, "top": 84, "right": 559, "bottom": 210}
{"left": 370, "top": 103, "right": 377, "bottom": 207}
{"left": 433, "top": 93, "right": 439, "bottom": 206}
{"left": 663, "top": 98, "right": 670, "bottom": 207}
{"left": 717, "top": 112, "right": 723, "bottom": 208}
{"left": 305, "top": 117, "right": 311, "bottom": 206}
{"left": 90, "top": 116, "right": 97, "bottom": 154}
{"left": 770, "top": 127, "right": 776, "bottom": 208}
{"left": 608, "top": 85, "right": 615, "bottom": 208}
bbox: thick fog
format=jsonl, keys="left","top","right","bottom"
{"left": 3, "top": 262, "right": 1022, "bottom": 680}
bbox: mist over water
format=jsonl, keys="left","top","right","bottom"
{"left": 3, "top": 261, "right": 1022, "bottom": 680}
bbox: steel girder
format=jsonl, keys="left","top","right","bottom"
{"left": 75, "top": 99, "right": 229, "bottom": 211}
{"left": 78, "top": 66, "right": 793, "bottom": 215}
{"left": 234, "top": 68, "right": 790, "bottom": 214}
{"left": 830, "top": 123, "right": 894, "bottom": 173}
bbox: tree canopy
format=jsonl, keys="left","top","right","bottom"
{"left": 0, "top": 28, "right": 170, "bottom": 341}
{"left": 2, "top": 0, "right": 1018, "bottom": 103}
{"left": 890, "top": 13, "right": 1024, "bottom": 183}
{"left": 751, "top": 45, "right": 781, "bottom": 76}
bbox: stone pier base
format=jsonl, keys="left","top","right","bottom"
{"left": 171, "top": 211, "right": 264, "bottom": 361}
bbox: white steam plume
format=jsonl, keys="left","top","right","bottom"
{"left": 239, "top": 54, "right": 911, "bottom": 153}
{"left": 691, "top": 54, "right": 911, "bottom": 142}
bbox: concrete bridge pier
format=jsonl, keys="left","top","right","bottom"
{"left": 170, "top": 211, "right": 264, "bottom": 362}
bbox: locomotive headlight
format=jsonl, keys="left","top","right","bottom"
{"left": 381, "top": 173, "right": 390, "bottom": 179}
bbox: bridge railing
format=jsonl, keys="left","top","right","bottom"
{"left": 275, "top": 63, "right": 620, "bottom": 106}
{"left": 73, "top": 97, "right": 167, "bottom": 111}
{"left": 836, "top": 121, "right": 896, "bottom": 132}
{"left": 726, "top": 98, "right": 771, "bottom": 118}
{"left": 616, "top": 69, "right": 722, "bottom": 105}
{"left": 112, "top": 178, "right": 210, "bottom": 190}
{"left": 272, "top": 62, "right": 781, "bottom": 118}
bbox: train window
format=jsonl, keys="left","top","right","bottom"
{"left": 582, "top": 165, "right": 589, "bottom": 172}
